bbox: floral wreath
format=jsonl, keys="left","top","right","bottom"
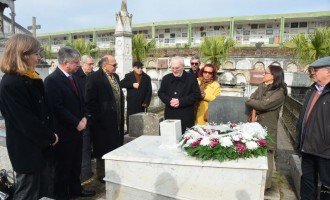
{"left": 180, "top": 122, "right": 270, "bottom": 162}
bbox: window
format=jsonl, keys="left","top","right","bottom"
{"left": 299, "top": 22, "right": 307, "bottom": 28}
{"left": 182, "top": 33, "right": 188, "bottom": 37}
{"left": 243, "top": 30, "right": 250, "bottom": 35}
{"left": 258, "top": 24, "right": 265, "bottom": 29}
{"left": 291, "top": 22, "right": 299, "bottom": 28}
{"left": 170, "top": 33, "right": 175, "bottom": 38}
{"left": 251, "top": 24, "right": 258, "bottom": 29}
{"left": 214, "top": 26, "right": 220, "bottom": 30}
{"left": 266, "top": 30, "right": 273, "bottom": 35}
{"left": 165, "top": 29, "right": 170, "bottom": 33}
{"left": 159, "top": 34, "right": 164, "bottom": 38}
{"left": 267, "top": 24, "right": 273, "bottom": 28}
{"left": 201, "top": 32, "right": 206, "bottom": 37}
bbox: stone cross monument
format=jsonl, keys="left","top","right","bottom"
{"left": 114, "top": 0, "right": 133, "bottom": 79}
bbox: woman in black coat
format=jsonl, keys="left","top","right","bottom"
{"left": 0, "top": 34, "right": 58, "bottom": 199}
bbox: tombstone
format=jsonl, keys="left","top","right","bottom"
{"left": 208, "top": 96, "right": 251, "bottom": 123}
{"left": 129, "top": 112, "right": 163, "bottom": 137}
{"left": 159, "top": 120, "right": 181, "bottom": 148}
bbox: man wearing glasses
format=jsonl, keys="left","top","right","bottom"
{"left": 296, "top": 56, "right": 330, "bottom": 200}
{"left": 158, "top": 56, "right": 201, "bottom": 133}
{"left": 189, "top": 55, "right": 201, "bottom": 78}
{"left": 74, "top": 54, "right": 94, "bottom": 182}
{"left": 120, "top": 61, "right": 152, "bottom": 133}
{"left": 85, "top": 55, "right": 124, "bottom": 183}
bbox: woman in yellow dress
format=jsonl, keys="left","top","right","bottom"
{"left": 195, "top": 64, "right": 221, "bottom": 125}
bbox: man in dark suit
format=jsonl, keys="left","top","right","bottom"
{"left": 44, "top": 46, "right": 95, "bottom": 199}
{"left": 85, "top": 55, "right": 124, "bottom": 183}
{"left": 120, "top": 61, "right": 152, "bottom": 132}
{"left": 74, "top": 54, "right": 94, "bottom": 181}
{"left": 158, "top": 56, "right": 201, "bottom": 133}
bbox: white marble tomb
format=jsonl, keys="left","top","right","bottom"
{"left": 103, "top": 135, "right": 267, "bottom": 200}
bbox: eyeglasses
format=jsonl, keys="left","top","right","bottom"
{"left": 85, "top": 62, "right": 94, "bottom": 66}
{"left": 105, "top": 63, "right": 118, "bottom": 68}
{"left": 191, "top": 62, "right": 199, "bottom": 66}
{"left": 135, "top": 66, "right": 143, "bottom": 69}
{"left": 308, "top": 67, "right": 329, "bottom": 74}
{"left": 68, "top": 61, "right": 80, "bottom": 65}
{"left": 203, "top": 71, "right": 213, "bottom": 75}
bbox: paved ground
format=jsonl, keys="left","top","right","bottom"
{"left": 76, "top": 119, "right": 299, "bottom": 200}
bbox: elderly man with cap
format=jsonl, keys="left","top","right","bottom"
{"left": 120, "top": 61, "right": 152, "bottom": 133}
{"left": 296, "top": 56, "right": 330, "bottom": 200}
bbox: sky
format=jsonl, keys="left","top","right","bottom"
{"left": 4, "top": 0, "right": 330, "bottom": 34}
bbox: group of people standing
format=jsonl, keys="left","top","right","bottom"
{"left": 0, "top": 33, "right": 328, "bottom": 200}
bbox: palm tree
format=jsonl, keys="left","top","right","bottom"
{"left": 65, "top": 39, "right": 100, "bottom": 58}
{"left": 41, "top": 45, "right": 53, "bottom": 62}
{"left": 284, "top": 28, "right": 330, "bottom": 67}
{"left": 132, "top": 33, "right": 156, "bottom": 62}
{"left": 199, "top": 36, "right": 235, "bottom": 70}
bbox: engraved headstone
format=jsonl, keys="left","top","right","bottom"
{"left": 208, "top": 96, "right": 251, "bottom": 123}
{"left": 129, "top": 112, "right": 163, "bottom": 137}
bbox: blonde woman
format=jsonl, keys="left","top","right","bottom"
{"left": 0, "top": 34, "right": 58, "bottom": 199}
{"left": 195, "top": 64, "right": 221, "bottom": 125}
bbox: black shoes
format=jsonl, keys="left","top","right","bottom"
{"left": 73, "top": 189, "right": 96, "bottom": 197}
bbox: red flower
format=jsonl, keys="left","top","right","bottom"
{"left": 235, "top": 142, "right": 247, "bottom": 154}
{"left": 192, "top": 138, "right": 202, "bottom": 148}
{"left": 209, "top": 138, "right": 219, "bottom": 148}
{"left": 257, "top": 139, "right": 267, "bottom": 147}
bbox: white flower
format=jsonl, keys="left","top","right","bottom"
{"left": 246, "top": 141, "right": 258, "bottom": 150}
{"left": 219, "top": 137, "right": 233, "bottom": 147}
{"left": 232, "top": 134, "right": 241, "bottom": 141}
{"left": 200, "top": 137, "right": 211, "bottom": 146}
{"left": 241, "top": 132, "right": 253, "bottom": 141}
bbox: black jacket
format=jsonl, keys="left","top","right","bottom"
{"left": 296, "top": 82, "right": 330, "bottom": 159}
{"left": 44, "top": 68, "right": 85, "bottom": 142}
{"left": 0, "top": 74, "right": 56, "bottom": 173}
{"left": 158, "top": 71, "right": 201, "bottom": 133}
{"left": 85, "top": 69, "right": 124, "bottom": 158}
{"left": 120, "top": 71, "right": 152, "bottom": 115}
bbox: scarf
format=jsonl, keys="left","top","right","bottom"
{"left": 22, "top": 67, "right": 41, "bottom": 79}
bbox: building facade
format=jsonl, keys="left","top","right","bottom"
{"left": 37, "top": 11, "right": 330, "bottom": 53}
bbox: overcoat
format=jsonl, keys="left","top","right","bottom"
{"left": 158, "top": 71, "right": 201, "bottom": 133}
{"left": 120, "top": 71, "right": 152, "bottom": 115}
{"left": 44, "top": 68, "right": 85, "bottom": 142}
{"left": 245, "top": 83, "right": 286, "bottom": 149}
{"left": 0, "top": 74, "right": 56, "bottom": 173}
{"left": 85, "top": 68, "right": 124, "bottom": 158}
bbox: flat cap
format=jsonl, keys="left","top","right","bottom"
{"left": 309, "top": 56, "right": 330, "bottom": 68}
{"left": 133, "top": 61, "right": 144, "bottom": 67}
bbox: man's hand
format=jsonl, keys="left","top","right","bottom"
{"left": 51, "top": 133, "right": 59, "bottom": 146}
{"left": 170, "top": 98, "right": 180, "bottom": 108}
{"left": 133, "top": 83, "right": 139, "bottom": 89}
{"left": 76, "top": 117, "right": 87, "bottom": 131}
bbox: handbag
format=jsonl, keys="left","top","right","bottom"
{"left": 0, "top": 169, "right": 14, "bottom": 200}
{"left": 247, "top": 109, "right": 256, "bottom": 122}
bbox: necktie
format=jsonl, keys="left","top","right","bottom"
{"left": 68, "top": 75, "right": 79, "bottom": 95}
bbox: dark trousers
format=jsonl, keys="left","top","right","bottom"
{"left": 14, "top": 157, "right": 55, "bottom": 200}
{"left": 14, "top": 172, "right": 40, "bottom": 200}
{"left": 300, "top": 153, "right": 330, "bottom": 200}
{"left": 54, "top": 138, "right": 83, "bottom": 200}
